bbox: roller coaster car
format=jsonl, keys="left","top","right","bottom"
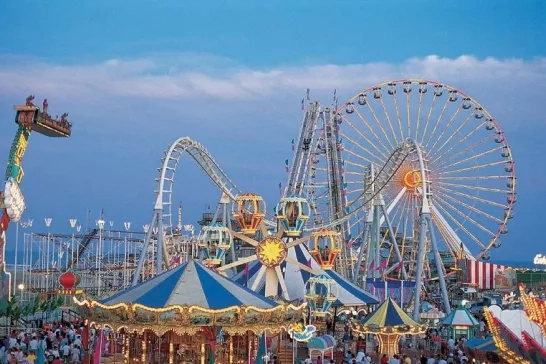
{"left": 14, "top": 105, "right": 71, "bottom": 138}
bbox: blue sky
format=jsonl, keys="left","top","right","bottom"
{"left": 0, "top": 0, "right": 545, "bottom": 262}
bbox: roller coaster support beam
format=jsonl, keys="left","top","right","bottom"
{"left": 381, "top": 203, "right": 408, "bottom": 280}
{"left": 353, "top": 221, "right": 370, "bottom": 284}
{"left": 132, "top": 211, "right": 158, "bottom": 286}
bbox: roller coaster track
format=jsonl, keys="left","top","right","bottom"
{"left": 134, "top": 137, "right": 415, "bottom": 284}
{"left": 155, "top": 137, "right": 414, "bottom": 235}
{"left": 66, "top": 228, "right": 99, "bottom": 269}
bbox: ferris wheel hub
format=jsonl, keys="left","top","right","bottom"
{"left": 255, "top": 236, "right": 288, "bottom": 268}
{"left": 402, "top": 169, "right": 422, "bottom": 190}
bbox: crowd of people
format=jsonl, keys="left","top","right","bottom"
{"left": 0, "top": 319, "right": 90, "bottom": 364}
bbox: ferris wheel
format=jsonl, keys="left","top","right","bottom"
{"left": 306, "top": 79, "right": 516, "bottom": 279}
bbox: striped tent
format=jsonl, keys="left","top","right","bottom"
{"left": 101, "top": 260, "right": 278, "bottom": 309}
{"left": 358, "top": 298, "right": 422, "bottom": 328}
{"left": 231, "top": 244, "right": 378, "bottom": 305}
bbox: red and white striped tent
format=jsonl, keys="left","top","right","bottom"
{"left": 462, "top": 259, "right": 517, "bottom": 291}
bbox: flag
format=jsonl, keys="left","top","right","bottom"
{"left": 301, "top": 98, "right": 305, "bottom": 110}
{"left": 291, "top": 139, "right": 295, "bottom": 151}
{"left": 285, "top": 159, "right": 289, "bottom": 172}
{"left": 333, "top": 89, "right": 337, "bottom": 102}
{"left": 243, "top": 263, "right": 250, "bottom": 287}
{"left": 278, "top": 182, "right": 282, "bottom": 197}
{"left": 306, "top": 88, "right": 310, "bottom": 100}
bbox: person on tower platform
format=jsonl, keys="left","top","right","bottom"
{"left": 42, "top": 99, "right": 49, "bottom": 116}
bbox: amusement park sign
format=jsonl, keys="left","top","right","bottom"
{"left": 533, "top": 254, "right": 546, "bottom": 266}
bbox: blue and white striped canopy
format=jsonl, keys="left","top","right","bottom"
{"left": 101, "top": 260, "right": 279, "bottom": 310}
{"left": 231, "top": 244, "right": 378, "bottom": 306}
{"left": 324, "top": 269, "right": 379, "bottom": 306}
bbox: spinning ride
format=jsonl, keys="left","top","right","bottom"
{"left": 217, "top": 194, "right": 316, "bottom": 300}
{"left": 0, "top": 96, "right": 71, "bottom": 308}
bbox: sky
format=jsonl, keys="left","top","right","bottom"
{"left": 0, "top": 0, "right": 545, "bottom": 262}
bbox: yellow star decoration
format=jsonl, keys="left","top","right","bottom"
{"left": 256, "top": 237, "right": 288, "bottom": 267}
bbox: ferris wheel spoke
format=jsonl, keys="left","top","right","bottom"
{"left": 414, "top": 82, "right": 426, "bottom": 142}
{"left": 431, "top": 200, "right": 486, "bottom": 249}
{"left": 404, "top": 82, "right": 412, "bottom": 138}
{"left": 430, "top": 123, "right": 488, "bottom": 164}
{"left": 436, "top": 175, "right": 507, "bottom": 181}
{"left": 218, "top": 254, "right": 257, "bottom": 271}
{"left": 390, "top": 84, "right": 406, "bottom": 141}
{"left": 362, "top": 92, "right": 397, "bottom": 150}
{"left": 345, "top": 159, "right": 369, "bottom": 170}
{"left": 435, "top": 185, "right": 507, "bottom": 209}
{"left": 286, "top": 235, "right": 312, "bottom": 249}
{"left": 435, "top": 134, "right": 494, "bottom": 166}
{"left": 285, "top": 256, "right": 317, "bottom": 275}
{"left": 438, "top": 160, "right": 507, "bottom": 175}
{"left": 230, "top": 231, "right": 259, "bottom": 247}
{"left": 428, "top": 104, "right": 463, "bottom": 154}
{"left": 430, "top": 112, "right": 474, "bottom": 160}
{"left": 434, "top": 193, "right": 496, "bottom": 237}
{"left": 377, "top": 90, "right": 401, "bottom": 145}
{"left": 423, "top": 92, "right": 452, "bottom": 148}
{"left": 418, "top": 86, "right": 439, "bottom": 146}
{"left": 341, "top": 140, "right": 384, "bottom": 165}
{"left": 436, "top": 146, "right": 505, "bottom": 171}
{"left": 351, "top": 106, "right": 394, "bottom": 156}
{"left": 251, "top": 266, "right": 267, "bottom": 291}
{"left": 436, "top": 181, "right": 510, "bottom": 194}
{"left": 436, "top": 189, "right": 504, "bottom": 224}
{"left": 274, "top": 265, "right": 290, "bottom": 299}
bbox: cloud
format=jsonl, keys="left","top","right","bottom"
{"left": 1, "top": 53, "right": 545, "bottom": 103}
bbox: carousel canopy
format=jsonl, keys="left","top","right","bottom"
{"left": 307, "top": 335, "right": 336, "bottom": 350}
{"left": 101, "top": 260, "right": 279, "bottom": 310}
{"left": 361, "top": 298, "right": 419, "bottom": 327}
{"left": 441, "top": 307, "right": 479, "bottom": 327}
{"left": 324, "top": 269, "right": 379, "bottom": 306}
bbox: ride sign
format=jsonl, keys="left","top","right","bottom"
{"left": 533, "top": 254, "right": 546, "bottom": 266}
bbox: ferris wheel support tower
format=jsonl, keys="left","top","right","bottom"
{"left": 353, "top": 164, "right": 409, "bottom": 283}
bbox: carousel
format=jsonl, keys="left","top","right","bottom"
{"left": 74, "top": 260, "right": 306, "bottom": 364}
{"left": 350, "top": 298, "right": 427, "bottom": 358}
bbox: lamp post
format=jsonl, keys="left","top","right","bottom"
{"left": 15, "top": 219, "right": 33, "bottom": 297}
{"left": 97, "top": 219, "right": 105, "bottom": 297}
{"left": 143, "top": 224, "right": 150, "bottom": 279}
{"left": 44, "top": 218, "right": 52, "bottom": 292}
{"left": 69, "top": 219, "right": 77, "bottom": 270}
{"left": 124, "top": 222, "right": 131, "bottom": 288}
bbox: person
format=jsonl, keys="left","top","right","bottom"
{"left": 381, "top": 354, "right": 389, "bottom": 364}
